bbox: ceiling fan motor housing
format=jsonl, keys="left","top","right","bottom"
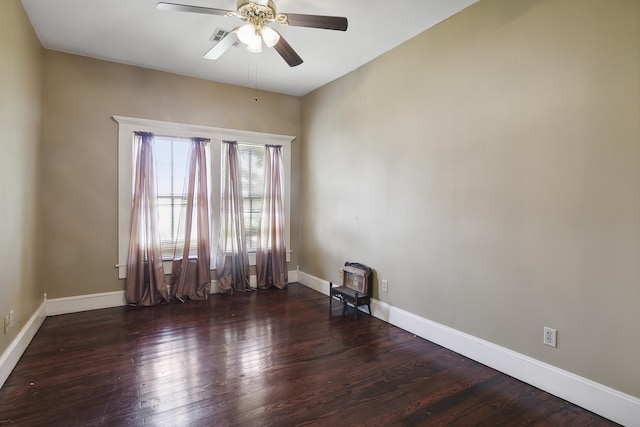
{"left": 236, "top": 0, "right": 278, "bottom": 24}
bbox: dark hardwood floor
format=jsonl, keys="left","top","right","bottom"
{"left": 0, "top": 284, "right": 617, "bottom": 426}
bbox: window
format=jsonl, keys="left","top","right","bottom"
{"left": 115, "top": 116, "right": 294, "bottom": 279}
{"left": 238, "top": 144, "right": 265, "bottom": 251}
{"left": 153, "top": 136, "right": 210, "bottom": 259}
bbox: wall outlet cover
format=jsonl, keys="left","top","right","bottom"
{"left": 544, "top": 327, "right": 557, "bottom": 348}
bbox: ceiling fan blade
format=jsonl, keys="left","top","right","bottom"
{"left": 204, "top": 30, "right": 239, "bottom": 60}
{"left": 283, "top": 13, "right": 348, "bottom": 31}
{"left": 273, "top": 32, "right": 303, "bottom": 67}
{"left": 156, "top": 2, "right": 230, "bottom": 16}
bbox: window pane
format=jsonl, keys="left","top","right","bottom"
{"left": 237, "top": 144, "right": 265, "bottom": 251}
{"left": 155, "top": 141, "right": 173, "bottom": 196}
{"left": 157, "top": 197, "right": 174, "bottom": 243}
{"left": 172, "top": 140, "right": 189, "bottom": 195}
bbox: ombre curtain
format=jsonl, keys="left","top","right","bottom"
{"left": 256, "top": 145, "right": 288, "bottom": 289}
{"left": 125, "top": 132, "right": 170, "bottom": 306}
{"left": 170, "top": 138, "right": 212, "bottom": 301}
{"left": 216, "top": 141, "right": 251, "bottom": 293}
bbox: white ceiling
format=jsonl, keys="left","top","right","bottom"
{"left": 21, "top": 0, "right": 479, "bottom": 97}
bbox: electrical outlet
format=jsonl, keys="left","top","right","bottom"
{"left": 9, "top": 310, "right": 14, "bottom": 328}
{"left": 3, "top": 315, "right": 9, "bottom": 334}
{"left": 544, "top": 327, "right": 557, "bottom": 348}
{"left": 382, "top": 280, "right": 388, "bottom": 293}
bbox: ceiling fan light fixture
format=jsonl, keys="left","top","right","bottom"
{"left": 261, "top": 26, "right": 280, "bottom": 48}
{"left": 237, "top": 23, "right": 256, "bottom": 44}
{"left": 246, "top": 34, "right": 263, "bottom": 52}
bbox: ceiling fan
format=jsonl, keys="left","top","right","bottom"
{"left": 157, "top": 0, "right": 348, "bottom": 67}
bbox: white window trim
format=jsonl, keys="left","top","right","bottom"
{"left": 114, "top": 115, "right": 295, "bottom": 279}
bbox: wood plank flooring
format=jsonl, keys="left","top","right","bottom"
{"left": 0, "top": 284, "right": 618, "bottom": 426}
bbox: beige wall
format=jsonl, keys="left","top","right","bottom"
{"left": 39, "top": 51, "right": 301, "bottom": 298}
{"left": 0, "top": 0, "right": 43, "bottom": 354}
{"left": 300, "top": 0, "right": 640, "bottom": 397}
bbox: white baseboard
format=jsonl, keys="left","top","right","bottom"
{"left": 297, "top": 271, "right": 640, "bottom": 426}
{"left": 0, "top": 300, "right": 47, "bottom": 389}
{"left": 288, "top": 269, "right": 299, "bottom": 284}
{"left": 298, "top": 270, "right": 328, "bottom": 295}
{"left": 46, "top": 290, "right": 127, "bottom": 316}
